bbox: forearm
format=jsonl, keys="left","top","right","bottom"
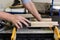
{"left": 0, "top": 12, "right": 15, "bottom": 21}
{"left": 22, "top": 0, "right": 41, "bottom": 21}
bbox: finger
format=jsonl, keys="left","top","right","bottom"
{"left": 22, "top": 18, "right": 31, "bottom": 26}
{"left": 17, "top": 22, "right": 22, "bottom": 28}
{"left": 14, "top": 23, "right": 20, "bottom": 29}
{"left": 22, "top": 17, "right": 30, "bottom": 23}
{"left": 17, "top": 16, "right": 30, "bottom": 23}
{"left": 20, "top": 19, "right": 29, "bottom": 27}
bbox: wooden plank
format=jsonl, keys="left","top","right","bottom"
{"left": 14, "top": 14, "right": 52, "bottom": 21}
{"left": 41, "top": 18, "right": 52, "bottom": 21}
{"left": 29, "top": 21, "right": 59, "bottom": 27}
{"left": 14, "top": 14, "right": 33, "bottom": 18}
{"left": 34, "top": 18, "right": 52, "bottom": 21}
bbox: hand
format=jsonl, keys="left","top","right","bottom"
{"left": 10, "top": 15, "right": 30, "bottom": 29}
{"left": 0, "top": 12, "right": 30, "bottom": 29}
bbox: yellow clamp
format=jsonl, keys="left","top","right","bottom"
{"left": 54, "top": 26, "right": 60, "bottom": 40}
{"left": 11, "top": 27, "right": 17, "bottom": 40}
{"left": 49, "top": 24, "right": 60, "bottom": 40}
{"left": 49, "top": 23, "right": 60, "bottom": 40}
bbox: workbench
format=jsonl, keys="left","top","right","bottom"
{"left": 0, "top": 28, "right": 54, "bottom": 40}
